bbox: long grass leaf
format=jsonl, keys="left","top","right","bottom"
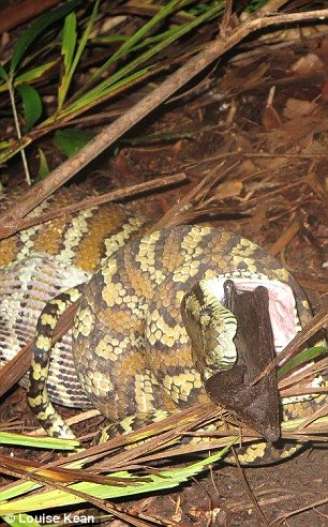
{"left": 10, "top": 61, "right": 57, "bottom": 88}
{"left": 80, "top": 0, "right": 189, "bottom": 92}
{"left": 58, "top": 1, "right": 99, "bottom": 110}
{"left": 58, "top": 12, "right": 77, "bottom": 109}
{"left": 0, "top": 141, "right": 12, "bottom": 150}
{"left": 56, "top": 68, "right": 151, "bottom": 118}
{"left": 67, "top": 2, "right": 222, "bottom": 115}
{"left": 0, "top": 482, "right": 40, "bottom": 503}
{"left": 37, "top": 148, "right": 50, "bottom": 180}
{"left": 70, "top": 0, "right": 99, "bottom": 77}
{"left": 0, "top": 432, "right": 78, "bottom": 450}
{"left": 62, "top": 13, "right": 77, "bottom": 72}
{"left": 10, "top": 0, "right": 81, "bottom": 75}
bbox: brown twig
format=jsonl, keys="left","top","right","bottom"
{"left": 0, "top": 0, "right": 63, "bottom": 33}
{"left": 270, "top": 496, "right": 328, "bottom": 526}
{"left": 232, "top": 448, "right": 270, "bottom": 527}
{"left": 269, "top": 219, "right": 300, "bottom": 256}
{"left": 1, "top": 6, "right": 328, "bottom": 237}
{"left": 0, "top": 343, "right": 32, "bottom": 398}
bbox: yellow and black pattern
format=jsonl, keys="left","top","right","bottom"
{"left": 0, "top": 185, "right": 146, "bottom": 407}
{"left": 27, "top": 287, "right": 82, "bottom": 438}
{"left": 70, "top": 225, "right": 326, "bottom": 463}
{"left": 1, "top": 186, "right": 327, "bottom": 464}
{"left": 71, "top": 226, "right": 314, "bottom": 426}
{"left": 181, "top": 278, "right": 238, "bottom": 379}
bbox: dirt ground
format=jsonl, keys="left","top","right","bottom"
{"left": 2, "top": 15, "right": 328, "bottom": 527}
{"left": 109, "top": 448, "right": 328, "bottom": 526}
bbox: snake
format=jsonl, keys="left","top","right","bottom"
{"left": 0, "top": 185, "right": 326, "bottom": 464}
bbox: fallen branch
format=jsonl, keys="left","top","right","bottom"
{"left": 1, "top": 5, "right": 328, "bottom": 237}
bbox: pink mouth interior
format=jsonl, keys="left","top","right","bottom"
{"left": 217, "top": 277, "right": 299, "bottom": 354}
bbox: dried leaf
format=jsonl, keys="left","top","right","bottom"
{"left": 283, "top": 98, "right": 317, "bottom": 120}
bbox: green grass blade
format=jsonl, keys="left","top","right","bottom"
{"left": 37, "top": 148, "right": 50, "bottom": 179}
{"left": 0, "top": 482, "right": 41, "bottom": 503}
{"left": 62, "top": 13, "right": 77, "bottom": 73}
{"left": 58, "top": 1, "right": 99, "bottom": 110}
{"left": 278, "top": 346, "right": 328, "bottom": 379}
{"left": 0, "top": 432, "right": 79, "bottom": 450}
{"left": 58, "top": 12, "right": 77, "bottom": 109}
{"left": 17, "top": 84, "right": 43, "bottom": 131}
{"left": 82, "top": 0, "right": 189, "bottom": 92}
{"left": 67, "top": 2, "right": 222, "bottom": 115}
{"left": 10, "top": 0, "right": 81, "bottom": 75}
{"left": 58, "top": 68, "right": 151, "bottom": 118}
{"left": 0, "top": 141, "right": 12, "bottom": 150}
{"left": 10, "top": 61, "right": 57, "bottom": 88}
{"left": 70, "top": 0, "right": 99, "bottom": 77}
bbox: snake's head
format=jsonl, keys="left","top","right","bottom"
{"left": 182, "top": 277, "right": 292, "bottom": 442}
{"left": 206, "top": 281, "right": 281, "bottom": 442}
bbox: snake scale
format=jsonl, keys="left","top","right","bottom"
{"left": 0, "top": 185, "right": 326, "bottom": 464}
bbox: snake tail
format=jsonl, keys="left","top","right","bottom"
{"left": 27, "top": 287, "right": 82, "bottom": 438}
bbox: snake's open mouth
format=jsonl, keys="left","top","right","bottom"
{"left": 204, "top": 272, "right": 301, "bottom": 356}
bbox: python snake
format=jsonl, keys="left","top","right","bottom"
{"left": 0, "top": 185, "right": 326, "bottom": 464}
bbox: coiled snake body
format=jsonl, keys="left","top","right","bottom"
{"left": 0, "top": 187, "right": 326, "bottom": 464}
